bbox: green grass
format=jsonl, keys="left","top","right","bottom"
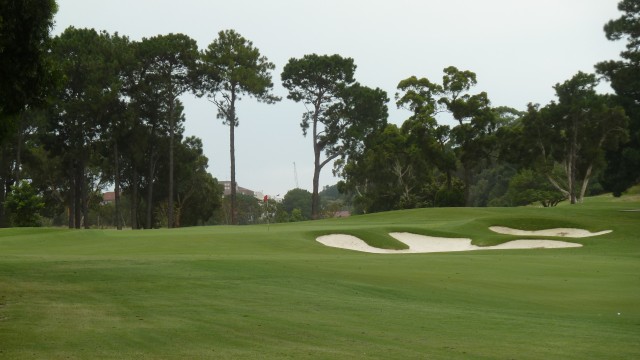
{"left": 1, "top": 194, "right": 639, "bottom": 359}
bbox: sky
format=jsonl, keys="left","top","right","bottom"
{"left": 52, "top": 0, "right": 626, "bottom": 198}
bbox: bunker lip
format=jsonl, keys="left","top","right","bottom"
{"left": 488, "top": 226, "right": 612, "bottom": 238}
{"left": 316, "top": 232, "right": 583, "bottom": 254}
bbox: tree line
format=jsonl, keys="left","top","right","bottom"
{"left": 1, "top": 0, "right": 638, "bottom": 227}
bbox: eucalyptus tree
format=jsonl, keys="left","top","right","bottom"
{"left": 439, "top": 67, "right": 497, "bottom": 204}
{"left": 396, "top": 75, "right": 456, "bottom": 189}
{"left": 195, "top": 29, "right": 279, "bottom": 225}
{"left": 282, "top": 54, "right": 388, "bottom": 219}
{"left": 339, "top": 124, "right": 411, "bottom": 213}
{"left": 395, "top": 68, "right": 496, "bottom": 205}
{"left": 596, "top": 0, "right": 640, "bottom": 195}
{"left": 521, "top": 72, "right": 628, "bottom": 204}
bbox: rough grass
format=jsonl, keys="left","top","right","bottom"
{"left": 0, "top": 194, "right": 638, "bottom": 359}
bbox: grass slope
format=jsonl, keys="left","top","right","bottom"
{"left": 0, "top": 195, "right": 638, "bottom": 359}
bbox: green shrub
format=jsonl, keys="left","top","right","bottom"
{"left": 4, "top": 181, "right": 45, "bottom": 227}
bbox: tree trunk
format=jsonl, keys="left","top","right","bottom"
{"left": 168, "top": 100, "right": 175, "bottom": 229}
{"left": 0, "top": 147, "right": 7, "bottom": 228}
{"left": 74, "top": 161, "right": 82, "bottom": 229}
{"left": 131, "top": 164, "right": 138, "bottom": 230}
{"left": 229, "top": 92, "right": 237, "bottom": 225}
{"left": 578, "top": 164, "right": 594, "bottom": 203}
{"left": 15, "top": 116, "right": 23, "bottom": 183}
{"left": 311, "top": 102, "right": 322, "bottom": 220}
{"left": 146, "top": 153, "right": 156, "bottom": 229}
{"left": 312, "top": 151, "right": 321, "bottom": 220}
{"left": 114, "top": 141, "right": 122, "bottom": 230}
{"left": 69, "top": 163, "right": 75, "bottom": 229}
{"left": 568, "top": 116, "right": 578, "bottom": 204}
{"left": 81, "top": 163, "right": 89, "bottom": 229}
{"left": 0, "top": 176, "right": 6, "bottom": 228}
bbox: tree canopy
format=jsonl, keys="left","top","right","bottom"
{"left": 596, "top": 0, "right": 640, "bottom": 196}
{"left": 0, "top": 0, "right": 57, "bottom": 144}
{"left": 282, "top": 54, "right": 388, "bottom": 219}
{"left": 195, "top": 29, "right": 279, "bottom": 225}
{"left": 0, "top": 1, "right": 638, "bottom": 228}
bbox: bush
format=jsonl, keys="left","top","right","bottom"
{"left": 4, "top": 181, "right": 45, "bottom": 227}
{"left": 434, "top": 187, "right": 465, "bottom": 207}
{"left": 507, "top": 170, "right": 565, "bottom": 207}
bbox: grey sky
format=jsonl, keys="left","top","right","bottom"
{"left": 53, "top": 0, "right": 625, "bottom": 197}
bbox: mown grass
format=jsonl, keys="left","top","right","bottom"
{"left": 0, "top": 194, "right": 638, "bottom": 359}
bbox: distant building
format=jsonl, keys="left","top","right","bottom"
{"left": 220, "top": 181, "right": 263, "bottom": 200}
{"left": 102, "top": 192, "right": 116, "bottom": 205}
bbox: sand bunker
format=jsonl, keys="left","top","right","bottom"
{"left": 316, "top": 234, "right": 409, "bottom": 254}
{"left": 316, "top": 232, "right": 582, "bottom": 254}
{"left": 489, "top": 226, "right": 612, "bottom": 238}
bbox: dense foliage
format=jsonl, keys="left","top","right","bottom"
{"left": 0, "top": 0, "right": 638, "bottom": 227}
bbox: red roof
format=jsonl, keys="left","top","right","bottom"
{"left": 103, "top": 192, "right": 116, "bottom": 202}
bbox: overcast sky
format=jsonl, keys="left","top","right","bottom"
{"left": 53, "top": 0, "right": 625, "bottom": 197}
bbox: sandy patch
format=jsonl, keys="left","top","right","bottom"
{"left": 489, "top": 226, "right": 612, "bottom": 238}
{"left": 389, "top": 233, "right": 476, "bottom": 253}
{"left": 486, "top": 239, "right": 582, "bottom": 250}
{"left": 316, "top": 233, "right": 582, "bottom": 254}
{"left": 316, "top": 234, "right": 406, "bottom": 254}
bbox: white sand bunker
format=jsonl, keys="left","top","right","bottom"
{"left": 316, "top": 233, "right": 582, "bottom": 254}
{"left": 489, "top": 226, "right": 612, "bottom": 238}
{"left": 316, "top": 234, "right": 408, "bottom": 254}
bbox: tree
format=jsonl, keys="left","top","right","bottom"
{"left": 282, "top": 54, "right": 388, "bottom": 219}
{"left": 0, "top": 0, "right": 57, "bottom": 145}
{"left": 339, "top": 121, "right": 458, "bottom": 213}
{"left": 195, "top": 29, "right": 279, "bottom": 225}
{"left": 596, "top": 0, "right": 640, "bottom": 195}
{"left": 468, "top": 164, "right": 516, "bottom": 207}
{"left": 469, "top": 107, "right": 526, "bottom": 207}
{"left": 123, "top": 35, "right": 196, "bottom": 229}
{"left": 47, "top": 27, "right": 124, "bottom": 228}
{"left": 4, "top": 181, "right": 44, "bottom": 227}
{"left": 19, "top": 142, "right": 68, "bottom": 225}
{"left": 0, "top": 109, "right": 46, "bottom": 226}
{"left": 216, "top": 193, "right": 262, "bottom": 225}
{"left": 520, "top": 73, "right": 629, "bottom": 203}
{"left": 439, "top": 67, "right": 498, "bottom": 204}
{"left": 395, "top": 68, "right": 498, "bottom": 205}
{"left": 395, "top": 76, "right": 457, "bottom": 191}
{"left": 96, "top": 33, "right": 133, "bottom": 230}
{"left": 136, "top": 33, "right": 198, "bottom": 228}
{"left": 507, "top": 169, "right": 565, "bottom": 207}
{"left": 289, "top": 208, "right": 304, "bottom": 222}
{"left": 340, "top": 124, "right": 406, "bottom": 212}
{"left": 282, "top": 188, "right": 312, "bottom": 220}
{"left": 319, "top": 184, "right": 352, "bottom": 217}
{"left": 122, "top": 39, "right": 161, "bottom": 229}
{"left": 173, "top": 136, "right": 222, "bottom": 227}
